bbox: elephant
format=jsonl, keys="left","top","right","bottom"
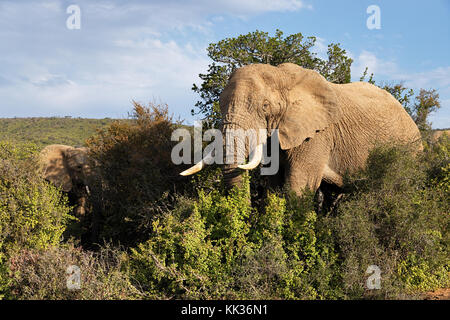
{"left": 181, "top": 63, "right": 422, "bottom": 197}
{"left": 39, "top": 144, "right": 93, "bottom": 217}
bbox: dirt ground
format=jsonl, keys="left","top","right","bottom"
{"left": 421, "top": 288, "right": 450, "bottom": 300}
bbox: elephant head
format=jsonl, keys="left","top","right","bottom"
{"left": 39, "top": 144, "right": 93, "bottom": 214}
{"left": 182, "top": 63, "right": 341, "bottom": 187}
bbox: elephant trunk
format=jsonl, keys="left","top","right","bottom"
{"left": 222, "top": 122, "right": 247, "bottom": 190}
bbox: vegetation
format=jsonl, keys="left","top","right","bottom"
{"left": 0, "top": 117, "right": 116, "bottom": 148}
{"left": 1, "top": 129, "right": 447, "bottom": 299}
{"left": 7, "top": 243, "right": 142, "bottom": 300}
{"left": 85, "top": 102, "right": 190, "bottom": 246}
{"left": 0, "top": 142, "right": 72, "bottom": 298}
{"left": 128, "top": 139, "right": 449, "bottom": 300}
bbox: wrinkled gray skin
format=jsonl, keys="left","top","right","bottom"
{"left": 39, "top": 144, "right": 93, "bottom": 216}
{"left": 214, "top": 63, "right": 422, "bottom": 195}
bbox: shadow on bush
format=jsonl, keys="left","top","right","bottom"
{"left": 86, "top": 103, "right": 180, "bottom": 246}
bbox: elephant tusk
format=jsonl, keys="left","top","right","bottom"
{"left": 85, "top": 185, "right": 91, "bottom": 195}
{"left": 180, "top": 151, "right": 214, "bottom": 176}
{"left": 238, "top": 143, "right": 263, "bottom": 170}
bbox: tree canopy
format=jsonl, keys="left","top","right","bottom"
{"left": 192, "top": 29, "right": 353, "bottom": 122}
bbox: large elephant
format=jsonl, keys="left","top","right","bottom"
{"left": 182, "top": 63, "right": 422, "bottom": 196}
{"left": 39, "top": 144, "right": 93, "bottom": 216}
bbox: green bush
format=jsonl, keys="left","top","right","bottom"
{"left": 1, "top": 120, "right": 447, "bottom": 300}
{"left": 0, "top": 141, "right": 72, "bottom": 298}
{"left": 87, "top": 102, "right": 195, "bottom": 246}
{"left": 129, "top": 181, "right": 252, "bottom": 299}
{"left": 129, "top": 176, "right": 342, "bottom": 299}
{"left": 129, "top": 141, "right": 448, "bottom": 300}
{"left": 332, "top": 144, "right": 449, "bottom": 298}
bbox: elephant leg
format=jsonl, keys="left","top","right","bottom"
{"left": 75, "top": 196, "right": 87, "bottom": 216}
{"left": 285, "top": 163, "right": 325, "bottom": 196}
{"left": 314, "top": 187, "right": 325, "bottom": 214}
{"left": 75, "top": 205, "right": 86, "bottom": 216}
{"left": 283, "top": 134, "right": 336, "bottom": 197}
{"left": 285, "top": 153, "right": 328, "bottom": 197}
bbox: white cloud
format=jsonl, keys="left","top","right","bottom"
{"left": 351, "top": 50, "right": 450, "bottom": 129}
{"left": 312, "top": 37, "right": 327, "bottom": 60}
{"left": 398, "top": 67, "right": 450, "bottom": 90}
{"left": 352, "top": 50, "right": 450, "bottom": 91}
{"left": 351, "top": 50, "right": 398, "bottom": 80}
{"left": 213, "top": 0, "right": 310, "bottom": 14}
{"left": 0, "top": 0, "right": 311, "bottom": 121}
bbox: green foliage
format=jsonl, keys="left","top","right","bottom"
{"left": 86, "top": 102, "right": 190, "bottom": 246}
{"left": 129, "top": 139, "right": 448, "bottom": 300}
{"left": 397, "top": 254, "right": 448, "bottom": 292}
{"left": 423, "top": 132, "right": 449, "bottom": 192}
{"left": 192, "top": 29, "right": 353, "bottom": 122}
{"left": 130, "top": 177, "right": 342, "bottom": 299}
{"left": 0, "top": 141, "right": 73, "bottom": 298}
{"left": 412, "top": 89, "right": 441, "bottom": 131}
{"left": 0, "top": 141, "right": 71, "bottom": 251}
{"left": 129, "top": 180, "right": 253, "bottom": 299}
{"left": 0, "top": 117, "right": 116, "bottom": 148}
{"left": 333, "top": 144, "right": 449, "bottom": 298}
{"left": 0, "top": 127, "right": 447, "bottom": 300}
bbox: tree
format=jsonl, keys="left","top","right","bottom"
{"left": 412, "top": 89, "right": 441, "bottom": 131}
{"left": 382, "top": 83, "right": 415, "bottom": 115}
{"left": 192, "top": 29, "right": 353, "bottom": 123}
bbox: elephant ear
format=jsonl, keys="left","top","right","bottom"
{"left": 277, "top": 63, "right": 341, "bottom": 150}
{"left": 39, "top": 145, "right": 73, "bottom": 192}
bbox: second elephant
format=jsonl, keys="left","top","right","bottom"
{"left": 39, "top": 144, "right": 93, "bottom": 216}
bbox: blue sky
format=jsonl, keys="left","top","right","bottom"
{"left": 0, "top": 0, "right": 449, "bottom": 128}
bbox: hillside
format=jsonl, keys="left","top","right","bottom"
{"left": 0, "top": 117, "right": 119, "bottom": 148}
{"left": 0, "top": 117, "right": 448, "bottom": 150}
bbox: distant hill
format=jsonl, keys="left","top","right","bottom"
{"left": 0, "top": 117, "right": 119, "bottom": 148}
{"left": 1, "top": 117, "right": 448, "bottom": 150}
